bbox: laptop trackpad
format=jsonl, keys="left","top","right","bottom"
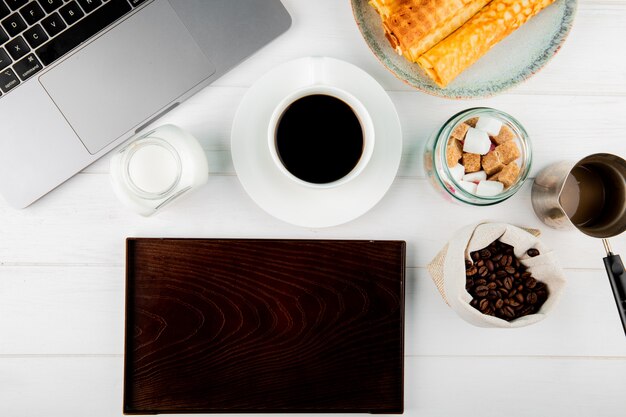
{"left": 39, "top": 1, "right": 216, "bottom": 155}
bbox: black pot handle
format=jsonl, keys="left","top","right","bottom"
{"left": 603, "top": 239, "right": 626, "bottom": 336}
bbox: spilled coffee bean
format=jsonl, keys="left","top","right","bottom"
{"left": 465, "top": 240, "right": 549, "bottom": 321}
{"left": 527, "top": 248, "right": 540, "bottom": 257}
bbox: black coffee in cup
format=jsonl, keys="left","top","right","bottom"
{"left": 275, "top": 94, "right": 364, "bottom": 184}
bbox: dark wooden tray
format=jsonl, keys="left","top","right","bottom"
{"left": 124, "top": 239, "right": 405, "bottom": 414}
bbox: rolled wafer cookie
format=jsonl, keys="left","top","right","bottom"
{"left": 369, "top": 0, "right": 490, "bottom": 61}
{"left": 417, "top": 0, "right": 557, "bottom": 87}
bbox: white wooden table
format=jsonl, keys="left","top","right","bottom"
{"left": 1, "top": 1, "right": 626, "bottom": 416}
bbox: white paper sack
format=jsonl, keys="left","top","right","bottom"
{"left": 427, "top": 222, "right": 567, "bottom": 328}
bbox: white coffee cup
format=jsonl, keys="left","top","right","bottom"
{"left": 267, "top": 84, "right": 375, "bottom": 188}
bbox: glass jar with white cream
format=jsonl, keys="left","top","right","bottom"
{"left": 110, "top": 124, "right": 208, "bottom": 216}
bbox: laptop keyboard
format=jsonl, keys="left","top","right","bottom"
{"left": 0, "top": 0, "right": 145, "bottom": 97}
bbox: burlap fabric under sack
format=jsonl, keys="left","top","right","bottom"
{"left": 428, "top": 222, "right": 567, "bottom": 328}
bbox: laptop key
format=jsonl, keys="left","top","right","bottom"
{"left": 0, "top": 26, "right": 8, "bottom": 44}
{"left": 23, "top": 24, "right": 48, "bottom": 48}
{"left": 5, "top": 0, "right": 27, "bottom": 12}
{"left": 0, "top": 67, "right": 19, "bottom": 93}
{"left": 36, "top": 0, "right": 131, "bottom": 66}
{"left": 19, "top": 1, "right": 45, "bottom": 25}
{"left": 5, "top": 35, "right": 28, "bottom": 60}
{"left": 59, "top": 1, "right": 84, "bottom": 25}
{"left": 2, "top": 12, "right": 27, "bottom": 37}
{"left": 13, "top": 52, "right": 42, "bottom": 80}
{"left": 0, "top": 2, "right": 10, "bottom": 20}
{"left": 41, "top": 12, "right": 66, "bottom": 37}
{"left": 0, "top": 47, "right": 11, "bottom": 70}
{"left": 37, "top": 0, "right": 64, "bottom": 14}
{"left": 77, "top": 0, "right": 102, "bottom": 14}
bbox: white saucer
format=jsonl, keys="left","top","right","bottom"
{"left": 231, "top": 57, "right": 402, "bottom": 228}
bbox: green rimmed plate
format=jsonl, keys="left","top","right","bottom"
{"left": 351, "top": 0, "right": 577, "bottom": 99}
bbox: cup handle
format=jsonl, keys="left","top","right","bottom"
{"left": 309, "top": 56, "right": 327, "bottom": 85}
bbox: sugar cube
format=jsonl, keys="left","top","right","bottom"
{"left": 476, "top": 117, "right": 503, "bottom": 136}
{"left": 462, "top": 153, "right": 481, "bottom": 173}
{"left": 495, "top": 141, "right": 521, "bottom": 165}
{"left": 493, "top": 125, "right": 516, "bottom": 145}
{"left": 498, "top": 162, "right": 521, "bottom": 187}
{"left": 463, "top": 128, "right": 491, "bottom": 155}
{"left": 481, "top": 151, "right": 503, "bottom": 175}
{"left": 446, "top": 139, "right": 463, "bottom": 167}
{"left": 451, "top": 123, "right": 470, "bottom": 140}
{"left": 466, "top": 117, "right": 478, "bottom": 127}
{"left": 476, "top": 180, "right": 504, "bottom": 197}
{"left": 459, "top": 181, "right": 478, "bottom": 194}
{"left": 449, "top": 163, "right": 465, "bottom": 181}
{"left": 463, "top": 170, "right": 487, "bottom": 183}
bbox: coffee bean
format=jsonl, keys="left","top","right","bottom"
{"left": 503, "top": 276, "right": 513, "bottom": 290}
{"left": 466, "top": 239, "right": 549, "bottom": 322}
{"left": 519, "top": 305, "right": 535, "bottom": 316}
{"left": 502, "top": 306, "right": 515, "bottom": 318}
{"left": 475, "top": 278, "right": 487, "bottom": 286}
{"left": 527, "top": 248, "right": 540, "bottom": 257}
{"left": 475, "top": 286, "right": 489, "bottom": 297}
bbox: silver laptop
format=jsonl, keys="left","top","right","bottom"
{"left": 0, "top": 0, "right": 291, "bottom": 208}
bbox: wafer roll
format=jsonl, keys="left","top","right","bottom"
{"left": 369, "top": 0, "right": 490, "bottom": 61}
{"left": 417, "top": 0, "right": 556, "bottom": 87}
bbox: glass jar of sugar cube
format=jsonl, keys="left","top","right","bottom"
{"left": 423, "top": 108, "right": 531, "bottom": 205}
{"left": 110, "top": 124, "right": 209, "bottom": 216}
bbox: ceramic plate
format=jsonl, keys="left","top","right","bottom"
{"left": 231, "top": 57, "right": 402, "bottom": 228}
{"left": 351, "top": 0, "right": 577, "bottom": 99}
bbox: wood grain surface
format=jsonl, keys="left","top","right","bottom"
{"left": 124, "top": 239, "right": 405, "bottom": 414}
